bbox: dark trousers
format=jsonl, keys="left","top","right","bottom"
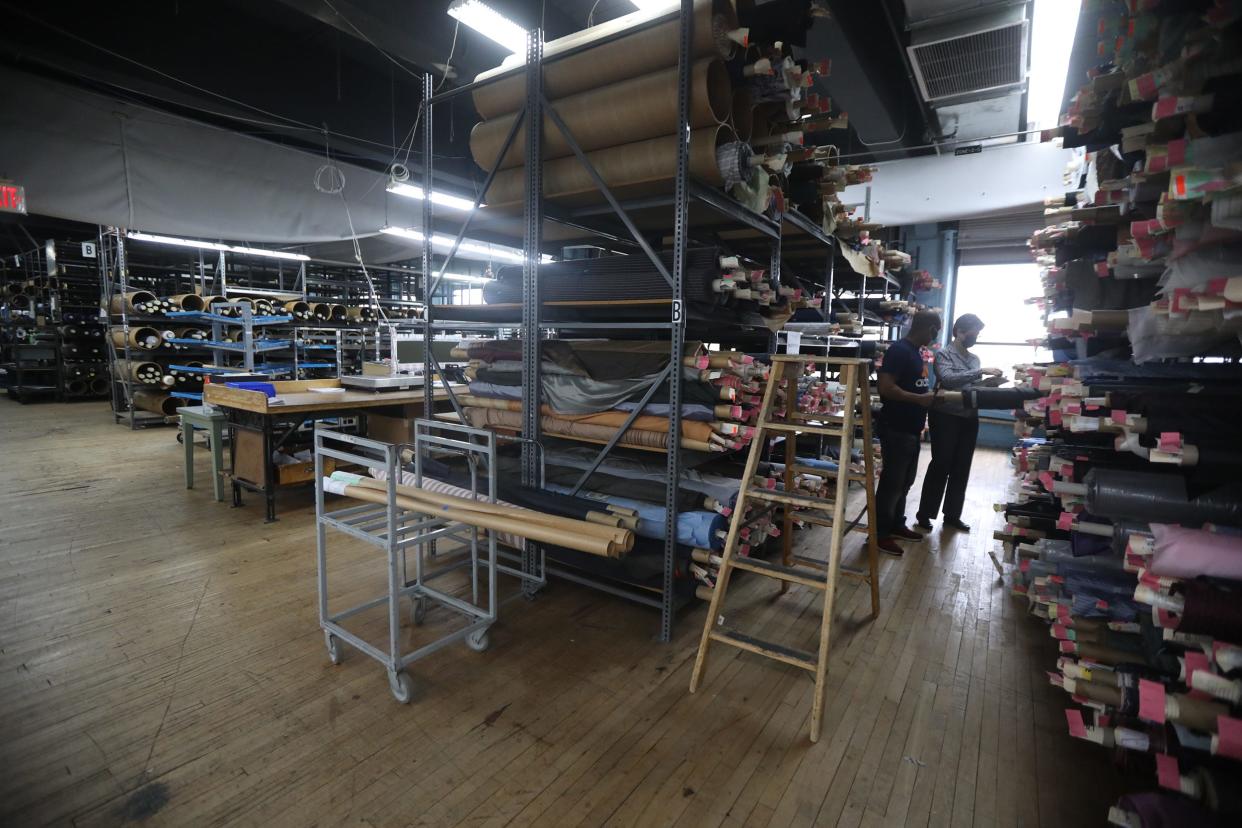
{"left": 876, "top": 430, "right": 921, "bottom": 538}
{"left": 917, "top": 411, "right": 979, "bottom": 523}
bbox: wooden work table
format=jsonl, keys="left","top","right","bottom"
{"left": 203, "top": 378, "right": 457, "bottom": 521}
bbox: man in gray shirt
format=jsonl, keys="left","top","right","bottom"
{"left": 915, "top": 313, "right": 1003, "bottom": 532}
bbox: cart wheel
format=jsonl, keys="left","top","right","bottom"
{"left": 388, "top": 670, "right": 414, "bottom": 704}
{"left": 325, "top": 632, "right": 342, "bottom": 665}
{"left": 411, "top": 597, "right": 427, "bottom": 626}
{"left": 466, "top": 629, "right": 490, "bottom": 653}
{"left": 176, "top": 432, "right": 184, "bottom": 444}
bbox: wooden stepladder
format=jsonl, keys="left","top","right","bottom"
{"left": 688, "top": 356, "right": 881, "bottom": 742}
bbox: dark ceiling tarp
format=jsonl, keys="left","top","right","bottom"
{"left": 0, "top": 68, "right": 427, "bottom": 244}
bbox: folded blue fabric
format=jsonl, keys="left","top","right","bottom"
{"left": 226, "top": 382, "right": 276, "bottom": 397}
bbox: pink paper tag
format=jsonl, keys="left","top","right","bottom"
{"left": 1185, "top": 652, "right": 1211, "bottom": 700}
{"left": 1049, "top": 409, "right": 1063, "bottom": 427}
{"left": 1057, "top": 603, "right": 1071, "bottom": 620}
{"left": 1065, "top": 709, "right": 1088, "bottom": 738}
{"left": 1065, "top": 403, "right": 1082, "bottom": 415}
{"left": 1216, "top": 716, "right": 1242, "bottom": 760}
{"left": 1156, "top": 607, "right": 1178, "bottom": 628}
{"left": 1019, "top": 559, "right": 1031, "bottom": 572}
{"left": 1095, "top": 261, "right": 1109, "bottom": 277}
{"left": 1156, "top": 754, "right": 1180, "bottom": 790}
{"left": 1059, "top": 640, "right": 1075, "bottom": 654}
{"left": 1159, "top": 432, "right": 1181, "bottom": 451}
{"left": 1139, "top": 679, "right": 1167, "bottom": 723}
{"left": 1057, "top": 512, "right": 1074, "bottom": 531}
{"left": 1110, "top": 409, "right": 1128, "bottom": 424}
{"left": 1040, "top": 471, "right": 1055, "bottom": 490}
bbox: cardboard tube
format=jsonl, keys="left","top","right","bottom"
{"left": 332, "top": 481, "right": 626, "bottom": 558}
{"left": 114, "top": 359, "right": 169, "bottom": 386}
{"left": 8, "top": 293, "right": 31, "bottom": 309}
{"left": 284, "top": 300, "right": 311, "bottom": 319}
{"left": 329, "top": 304, "right": 347, "bottom": 321}
{"left": 341, "top": 475, "right": 633, "bottom": 553}
{"left": 90, "top": 377, "right": 109, "bottom": 395}
{"left": 175, "top": 327, "right": 207, "bottom": 341}
{"left": 109, "top": 291, "right": 159, "bottom": 315}
{"left": 111, "top": 327, "right": 162, "bottom": 350}
{"left": 133, "top": 390, "right": 181, "bottom": 416}
{"left": 198, "top": 295, "right": 226, "bottom": 314}
{"left": 471, "top": 0, "right": 737, "bottom": 119}
{"left": 65, "top": 379, "right": 87, "bottom": 396}
{"left": 346, "top": 305, "right": 377, "bottom": 321}
{"left": 167, "top": 293, "right": 205, "bottom": 312}
{"left": 470, "top": 58, "right": 730, "bottom": 171}
{"left": 486, "top": 125, "right": 727, "bottom": 207}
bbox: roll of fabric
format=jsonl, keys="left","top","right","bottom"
{"left": 483, "top": 248, "right": 729, "bottom": 305}
{"left": 1149, "top": 524, "right": 1242, "bottom": 581}
{"left": 469, "top": 0, "right": 738, "bottom": 119}
{"left": 484, "top": 125, "right": 728, "bottom": 207}
{"left": 470, "top": 58, "right": 730, "bottom": 171}
{"left": 546, "top": 446, "right": 744, "bottom": 506}
{"left": 464, "top": 406, "right": 715, "bottom": 453}
{"left": 1176, "top": 579, "right": 1242, "bottom": 642}
{"left": 543, "top": 482, "right": 728, "bottom": 549}
{"left": 1085, "top": 469, "right": 1242, "bottom": 526}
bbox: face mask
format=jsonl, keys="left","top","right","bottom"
{"left": 963, "top": 333, "right": 979, "bottom": 348}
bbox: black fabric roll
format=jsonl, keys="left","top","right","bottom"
{"left": 484, "top": 248, "right": 729, "bottom": 305}
{"left": 965, "top": 387, "right": 1043, "bottom": 410}
{"left": 1084, "top": 469, "right": 1242, "bottom": 527}
{"left": 1176, "top": 579, "right": 1242, "bottom": 643}
{"left": 472, "top": 370, "right": 733, "bottom": 408}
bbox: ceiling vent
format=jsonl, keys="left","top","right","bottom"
{"left": 907, "top": 5, "right": 1028, "bottom": 104}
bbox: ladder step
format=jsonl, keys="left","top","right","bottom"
{"left": 729, "top": 556, "right": 829, "bottom": 589}
{"left": 797, "top": 513, "right": 871, "bottom": 534}
{"left": 709, "top": 627, "right": 818, "bottom": 672}
{"left": 788, "top": 555, "right": 872, "bottom": 583}
{"left": 788, "top": 464, "right": 869, "bottom": 484}
{"left": 758, "top": 421, "right": 844, "bottom": 438}
{"left": 748, "top": 488, "right": 836, "bottom": 510}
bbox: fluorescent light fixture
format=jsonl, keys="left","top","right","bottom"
{"left": 380, "top": 226, "right": 552, "bottom": 264}
{"left": 1028, "top": 0, "right": 1082, "bottom": 130}
{"left": 628, "top": 0, "right": 677, "bottom": 10}
{"left": 386, "top": 182, "right": 480, "bottom": 212}
{"left": 126, "top": 231, "right": 309, "bottom": 261}
{"left": 448, "top": 0, "right": 528, "bottom": 55}
{"left": 441, "top": 273, "right": 492, "bottom": 284}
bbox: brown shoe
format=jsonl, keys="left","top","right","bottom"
{"left": 891, "top": 526, "right": 922, "bottom": 541}
{"left": 878, "top": 537, "right": 905, "bottom": 556}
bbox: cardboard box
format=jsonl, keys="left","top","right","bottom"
{"left": 366, "top": 413, "right": 415, "bottom": 446}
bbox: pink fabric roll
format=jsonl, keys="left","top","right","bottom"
{"left": 1150, "top": 523, "right": 1242, "bottom": 581}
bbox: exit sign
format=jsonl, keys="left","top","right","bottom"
{"left": 0, "top": 183, "right": 26, "bottom": 214}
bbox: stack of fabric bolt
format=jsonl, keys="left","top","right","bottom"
{"left": 477, "top": 248, "right": 807, "bottom": 326}
{"left": 467, "top": 0, "right": 853, "bottom": 228}
{"left": 994, "top": 4, "right": 1242, "bottom": 819}
{"left": 453, "top": 338, "right": 769, "bottom": 455}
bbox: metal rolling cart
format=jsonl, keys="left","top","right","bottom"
{"left": 314, "top": 420, "right": 544, "bottom": 703}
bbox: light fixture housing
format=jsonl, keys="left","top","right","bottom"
{"left": 448, "top": 0, "right": 528, "bottom": 55}
{"left": 628, "top": 0, "right": 676, "bottom": 11}
{"left": 386, "top": 182, "right": 480, "bottom": 212}
{"left": 380, "top": 226, "right": 552, "bottom": 264}
{"left": 126, "top": 231, "right": 309, "bottom": 261}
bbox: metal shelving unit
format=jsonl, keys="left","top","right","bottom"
{"left": 412, "top": 0, "right": 838, "bottom": 642}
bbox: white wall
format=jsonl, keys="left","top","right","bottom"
{"left": 841, "top": 140, "right": 1075, "bottom": 226}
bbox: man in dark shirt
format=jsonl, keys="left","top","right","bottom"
{"left": 874, "top": 310, "right": 941, "bottom": 556}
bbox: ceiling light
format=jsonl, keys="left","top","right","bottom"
{"left": 628, "top": 0, "right": 677, "bottom": 10}
{"left": 380, "top": 226, "right": 553, "bottom": 264}
{"left": 441, "top": 273, "right": 493, "bottom": 284}
{"left": 1028, "top": 0, "right": 1082, "bottom": 130}
{"left": 448, "top": 0, "right": 527, "bottom": 55}
{"left": 126, "top": 231, "right": 309, "bottom": 261}
{"left": 386, "top": 182, "right": 480, "bottom": 212}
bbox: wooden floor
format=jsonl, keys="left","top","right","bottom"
{"left": 0, "top": 400, "right": 1123, "bottom": 827}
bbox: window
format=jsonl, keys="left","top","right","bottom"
{"left": 451, "top": 287, "right": 484, "bottom": 305}
{"left": 952, "top": 263, "right": 1051, "bottom": 373}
